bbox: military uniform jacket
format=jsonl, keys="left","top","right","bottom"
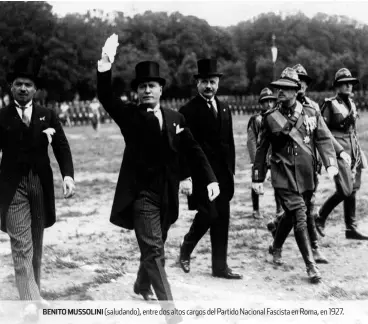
{"left": 300, "top": 95, "right": 344, "bottom": 172}
{"left": 247, "top": 113, "right": 263, "bottom": 163}
{"left": 179, "top": 95, "right": 235, "bottom": 208}
{"left": 0, "top": 102, "right": 74, "bottom": 232}
{"left": 247, "top": 112, "right": 272, "bottom": 166}
{"left": 252, "top": 100, "right": 337, "bottom": 193}
{"left": 321, "top": 95, "right": 365, "bottom": 188}
{"left": 97, "top": 70, "right": 217, "bottom": 230}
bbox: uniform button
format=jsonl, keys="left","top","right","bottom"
{"left": 294, "top": 145, "right": 297, "bottom": 148}
{"left": 295, "top": 153, "right": 298, "bottom": 156}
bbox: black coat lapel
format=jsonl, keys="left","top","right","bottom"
{"left": 162, "top": 107, "right": 177, "bottom": 151}
{"left": 31, "top": 103, "right": 44, "bottom": 142}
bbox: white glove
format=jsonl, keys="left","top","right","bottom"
{"left": 265, "top": 169, "right": 271, "bottom": 181}
{"left": 102, "top": 33, "right": 119, "bottom": 63}
{"left": 207, "top": 182, "right": 220, "bottom": 202}
{"left": 180, "top": 178, "right": 192, "bottom": 196}
{"left": 252, "top": 182, "right": 264, "bottom": 195}
{"left": 339, "top": 151, "right": 351, "bottom": 166}
{"left": 42, "top": 128, "right": 56, "bottom": 144}
{"left": 327, "top": 166, "right": 339, "bottom": 180}
{"left": 63, "top": 176, "right": 75, "bottom": 199}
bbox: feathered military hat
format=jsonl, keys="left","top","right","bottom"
{"left": 258, "top": 87, "right": 277, "bottom": 103}
{"left": 270, "top": 67, "right": 301, "bottom": 89}
{"left": 292, "top": 64, "right": 312, "bottom": 84}
{"left": 333, "top": 68, "right": 359, "bottom": 87}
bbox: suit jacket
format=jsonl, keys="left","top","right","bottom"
{"left": 97, "top": 70, "right": 217, "bottom": 230}
{"left": 0, "top": 102, "right": 74, "bottom": 232}
{"left": 179, "top": 95, "right": 235, "bottom": 209}
{"left": 252, "top": 101, "right": 337, "bottom": 194}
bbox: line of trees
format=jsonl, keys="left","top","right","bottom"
{"left": 1, "top": 2, "right": 368, "bottom": 101}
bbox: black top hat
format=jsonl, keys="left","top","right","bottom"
{"left": 194, "top": 59, "right": 223, "bottom": 79}
{"left": 7, "top": 50, "right": 43, "bottom": 87}
{"left": 131, "top": 61, "right": 166, "bottom": 90}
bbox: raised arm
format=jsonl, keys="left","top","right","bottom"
{"left": 97, "top": 34, "right": 131, "bottom": 126}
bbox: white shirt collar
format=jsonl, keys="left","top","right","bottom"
{"left": 14, "top": 100, "right": 33, "bottom": 120}
{"left": 14, "top": 100, "right": 32, "bottom": 109}
{"left": 199, "top": 93, "right": 215, "bottom": 103}
{"left": 146, "top": 103, "right": 160, "bottom": 113}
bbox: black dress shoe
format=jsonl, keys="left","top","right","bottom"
{"left": 133, "top": 282, "right": 156, "bottom": 301}
{"left": 179, "top": 244, "right": 190, "bottom": 273}
{"left": 346, "top": 229, "right": 368, "bottom": 240}
{"left": 212, "top": 267, "right": 243, "bottom": 279}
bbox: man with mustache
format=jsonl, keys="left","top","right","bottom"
{"left": 0, "top": 50, "right": 75, "bottom": 320}
{"left": 267, "top": 64, "right": 351, "bottom": 265}
{"left": 178, "top": 59, "right": 242, "bottom": 280}
{"left": 252, "top": 67, "right": 339, "bottom": 283}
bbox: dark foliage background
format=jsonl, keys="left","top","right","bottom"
{"left": 1, "top": 2, "right": 367, "bottom": 101}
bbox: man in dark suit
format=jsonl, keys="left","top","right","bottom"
{"left": 0, "top": 51, "right": 75, "bottom": 320}
{"left": 97, "top": 35, "right": 219, "bottom": 324}
{"left": 178, "top": 59, "right": 242, "bottom": 280}
{"left": 252, "top": 67, "right": 339, "bottom": 283}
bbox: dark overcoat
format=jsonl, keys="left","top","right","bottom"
{"left": 0, "top": 102, "right": 74, "bottom": 232}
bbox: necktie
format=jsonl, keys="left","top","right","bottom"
{"left": 19, "top": 106, "right": 30, "bottom": 127}
{"left": 207, "top": 100, "right": 217, "bottom": 119}
{"left": 147, "top": 108, "right": 162, "bottom": 130}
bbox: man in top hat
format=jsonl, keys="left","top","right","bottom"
{"left": 247, "top": 87, "right": 283, "bottom": 220}
{"left": 97, "top": 35, "right": 219, "bottom": 324}
{"left": 316, "top": 68, "right": 368, "bottom": 240}
{"left": 252, "top": 67, "right": 339, "bottom": 283}
{"left": 178, "top": 58, "right": 242, "bottom": 280}
{"left": 265, "top": 64, "right": 351, "bottom": 265}
{"left": 0, "top": 50, "right": 75, "bottom": 319}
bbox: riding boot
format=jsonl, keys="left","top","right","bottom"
{"left": 344, "top": 192, "right": 368, "bottom": 240}
{"left": 316, "top": 192, "right": 344, "bottom": 237}
{"left": 269, "top": 213, "right": 293, "bottom": 265}
{"left": 307, "top": 214, "right": 328, "bottom": 264}
{"left": 294, "top": 227, "right": 321, "bottom": 283}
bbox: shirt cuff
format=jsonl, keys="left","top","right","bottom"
{"left": 97, "top": 60, "right": 112, "bottom": 72}
{"left": 64, "top": 176, "right": 74, "bottom": 183}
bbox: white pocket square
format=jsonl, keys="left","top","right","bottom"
{"left": 176, "top": 124, "right": 184, "bottom": 134}
{"left": 42, "top": 128, "right": 56, "bottom": 144}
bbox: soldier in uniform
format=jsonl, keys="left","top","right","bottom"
{"left": 315, "top": 68, "right": 368, "bottom": 240}
{"left": 266, "top": 65, "right": 351, "bottom": 265}
{"left": 252, "top": 68, "right": 339, "bottom": 283}
{"left": 247, "top": 88, "right": 283, "bottom": 219}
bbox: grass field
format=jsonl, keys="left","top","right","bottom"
{"left": 1, "top": 112, "right": 368, "bottom": 323}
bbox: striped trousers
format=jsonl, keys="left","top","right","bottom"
{"left": 6, "top": 169, "right": 45, "bottom": 300}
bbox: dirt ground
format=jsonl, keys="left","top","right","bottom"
{"left": 1, "top": 114, "right": 368, "bottom": 324}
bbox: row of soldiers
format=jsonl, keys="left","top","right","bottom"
{"left": 248, "top": 64, "right": 368, "bottom": 283}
